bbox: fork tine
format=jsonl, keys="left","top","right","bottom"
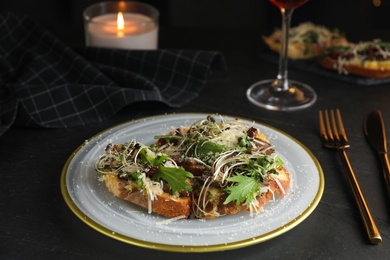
{"left": 334, "top": 109, "right": 348, "bottom": 143}
{"left": 318, "top": 110, "right": 327, "bottom": 140}
{"left": 330, "top": 109, "right": 340, "bottom": 141}
{"left": 324, "top": 109, "right": 334, "bottom": 141}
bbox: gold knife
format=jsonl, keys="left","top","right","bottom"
{"left": 363, "top": 109, "right": 390, "bottom": 201}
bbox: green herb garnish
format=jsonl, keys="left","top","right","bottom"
{"left": 153, "top": 166, "right": 194, "bottom": 194}
{"left": 224, "top": 175, "right": 260, "bottom": 206}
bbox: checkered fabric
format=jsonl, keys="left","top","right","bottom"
{"left": 0, "top": 13, "right": 226, "bottom": 136}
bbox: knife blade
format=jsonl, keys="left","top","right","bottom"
{"left": 363, "top": 109, "right": 390, "bottom": 201}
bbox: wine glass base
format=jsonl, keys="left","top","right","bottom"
{"left": 247, "top": 79, "right": 317, "bottom": 111}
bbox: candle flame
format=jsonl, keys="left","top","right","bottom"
{"left": 117, "top": 12, "right": 124, "bottom": 30}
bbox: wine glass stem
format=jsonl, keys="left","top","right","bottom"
{"left": 276, "top": 7, "right": 294, "bottom": 92}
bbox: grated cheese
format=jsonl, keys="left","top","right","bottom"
{"left": 288, "top": 22, "right": 342, "bottom": 45}
{"left": 332, "top": 41, "right": 390, "bottom": 74}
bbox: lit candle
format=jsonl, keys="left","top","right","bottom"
{"left": 86, "top": 11, "right": 158, "bottom": 50}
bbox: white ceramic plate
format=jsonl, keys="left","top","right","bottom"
{"left": 61, "top": 113, "right": 324, "bottom": 252}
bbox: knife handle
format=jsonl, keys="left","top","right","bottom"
{"left": 379, "top": 153, "right": 390, "bottom": 202}
{"left": 338, "top": 149, "right": 382, "bottom": 244}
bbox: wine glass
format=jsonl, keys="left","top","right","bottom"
{"left": 247, "top": 0, "right": 317, "bottom": 111}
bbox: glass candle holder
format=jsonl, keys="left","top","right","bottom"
{"left": 83, "top": 1, "right": 159, "bottom": 50}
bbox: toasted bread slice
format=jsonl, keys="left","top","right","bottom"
{"left": 264, "top": 22, "right": 348, "bottom": 60}
{"left": 101, "top": 175, "right": 191, "bottom": 218}
{"left": 321, "top": 56, "right": 390, "bottom": 78}
{"left": 192, "top": 167, "right": 290, "bottom": 219}
{"left": 156, "top": 116, "right": 290, "bottom": 219}
{"left": 320, "top": 41, "right": 390, "bottom": 78}
{"left": 95, "top": 141, "right": 194, "bottom": 219}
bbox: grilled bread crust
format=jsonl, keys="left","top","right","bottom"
{"left": 102, "top": 175, "right": 191, "bottom": 218}
{"left": 320, "top": 56, "right": 390, "bottom": 78}
{"left": 196, "top": 167, "right": 290, "bottom": 219}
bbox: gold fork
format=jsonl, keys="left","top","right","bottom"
{"left": 319, "top": 109, "right": 382, "bottom": 244}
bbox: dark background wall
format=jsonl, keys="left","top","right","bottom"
{"left": 0, "top": 0, "right": 389, "bottom": 45}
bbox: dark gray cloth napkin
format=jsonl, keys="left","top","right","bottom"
{"left": 0, "top": 13, "right": 226, "bottom": 136}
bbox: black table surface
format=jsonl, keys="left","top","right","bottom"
{"left": 2, "top": 26, "right": 390, "bottom": 259}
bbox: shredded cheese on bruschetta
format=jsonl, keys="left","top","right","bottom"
{"left": 289, "top": 22, "right": 342, "bottom": 45}
{"left": 324, "top": 40, "right": 390, "bottom": 77}
{"left": 95, "top": 139, "right": 193, "bottom": 215}
{"left": 156, "top": 116, "right": 286, "bottom": 219}
{"left": 95, "top": 115, "right": 290, "bottom": 220}
{"left": 264, "top": 22, "right": 348, "bottom": 59}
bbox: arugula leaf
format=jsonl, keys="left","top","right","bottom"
{"left": 138, "top": 147, "right": 194, "bottom": 193}
{"left": 223, "top": 175, "right": 260, "bottom": 206}
{"left": 153, "top": 166, "right": 194, "bottom": 194}
{"left": 153, "top": 153, "right": 168, "bottom": 166}
{"left": 139, "top": 147, "right": 154, "bottom": 164}
{"left": 302, "top": 30, "right": 318, "bottom": 43}
{"left": 139, "top": 147, "right": 169, "bottom": 166}
{"left": 194, "top": 141, "right": 226, "bottom": 161}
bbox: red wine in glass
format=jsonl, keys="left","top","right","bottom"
{"left": 269, "top": 0, "right": 309, "bottom": 9}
